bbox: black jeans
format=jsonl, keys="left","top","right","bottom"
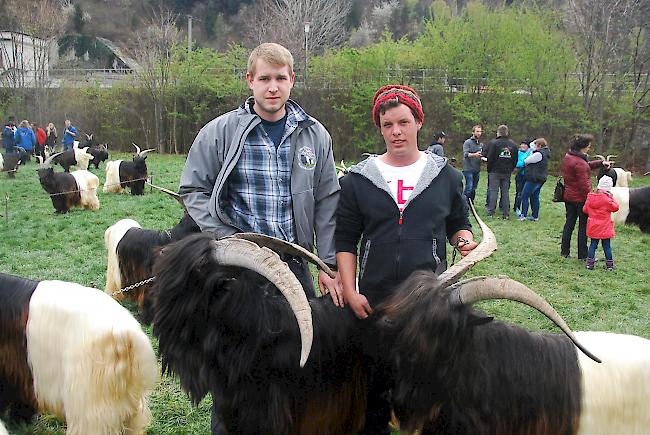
{"left": 210, "top": 254, "right": 316, "bottom": 434}
{"left": 561, "top": 201, "right": 588, "bottom": 259}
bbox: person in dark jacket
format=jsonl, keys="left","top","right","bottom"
{"left": 2, "top": 117, "right": 16, "bottom": 154}
{"left": 560, "top": 134, "right": 610, "bottom": 259}
{"left": 45, "top": 122, "right": 58, "bottom": 151}
{"left": 335, "top": 84, "right": 477, "bottom": 435}
{"left": 518, "top": 138, "right": 550, "bottom": 221}
{"left": 462, "top": 124, "right": 484, "bottom": 203}
{"left": 483, "top": 124, "right": 518, "bottom": 218}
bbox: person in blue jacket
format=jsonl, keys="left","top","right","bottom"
{"left": 2, "top": 117, "right": 17, "bottom": 154}
{"left": 14, "top": 120, "right": 36, "bottom": 155}
{"left": 513, "top": 138, "right": 533, "bottom": 217}
{"left": 62, "top": 119, "right": 78, "bottom": 151}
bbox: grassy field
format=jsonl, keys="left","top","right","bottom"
{"left": 1, "top": 153, "right": 649, "bottom": 434}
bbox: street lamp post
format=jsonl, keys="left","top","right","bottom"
{"left": 304, "top": 22, "right": 310, "bottom": 87}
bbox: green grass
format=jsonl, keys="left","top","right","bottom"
{"left": 1, "top": 154, "right": 649, "bottom": 434}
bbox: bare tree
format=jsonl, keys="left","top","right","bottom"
{"left": 126, "top": 9, "right": 180, "bottom": 153}
{"left": 565, "top": 0, "right": 649, "bottom": 150}
{"left": 242, "top": 0, "right": 351, "bottom": 74}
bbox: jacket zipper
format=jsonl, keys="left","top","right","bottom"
{"left": 396, "top": 209, "right": 403, "bottom": 280}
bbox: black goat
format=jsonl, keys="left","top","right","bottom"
{"left": 80, "top": 134, "right": 109, "bottom": 169}
{"left": 87, "top": 144, "right": 109, "bottom": 169}
{"left": 103, "top": 143, "right": 154, "bottom": 195}
{"left": 1, "top": 153, "right": 21, "bottom": 178}
{"left": 146, "top": 233, "right": 367, "bottom": 434}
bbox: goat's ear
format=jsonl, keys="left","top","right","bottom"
{"left": 468, "top": 313, "right": 493, "bottom": 327}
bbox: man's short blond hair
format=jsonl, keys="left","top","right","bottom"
{"left": 247, "top": 43, "right": 294, "bottom": 77}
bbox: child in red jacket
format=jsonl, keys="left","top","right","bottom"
{"left": 583, "top": 175, "right": 619, "bottom": 271}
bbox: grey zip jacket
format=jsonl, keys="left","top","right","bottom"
{"left": 179, "top": 100, "right": 340, "bottom": 265}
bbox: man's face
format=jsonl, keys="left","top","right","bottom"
{"left": 379, "top": 104, "right": 422, "bottom": 159}
{"left": 65, "top": 120, "right": 71, "bottom": 127}
{"left": 246, "top": 59, "right": 294, "bottom": 122}
{"left": 473, "top": 127, "right": 482, "bottom": 139}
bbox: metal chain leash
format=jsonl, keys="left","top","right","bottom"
{"left": 110, "top": 276, "right": 156, "bottom": 297}
{"left": 451, "top": 236, "right": 470, "bottom": 266}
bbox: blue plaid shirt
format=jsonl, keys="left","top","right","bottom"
{"left": 225, "top": 98, "right": 309, "bottom": 242}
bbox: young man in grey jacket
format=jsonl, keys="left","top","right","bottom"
{"left": 179, "top": 42, "right": 342, "bottom": 435}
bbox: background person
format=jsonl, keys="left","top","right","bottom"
{"left": 427, "top": 130, "right": 447, "bottom": 157}
{"left": 33, "top": 122, "right": 47, "bottom": 159}
{"left": 462, "top": 124, "right": 484, "bottom": 203}
{"left": 483, "top": 124, "right": 518, "bottom": 219}
{"left": 45, "top": 122, "right": 58, "bottom": 151}
{"left": 2, "top": 117, "right": 16, "bottom": 154}
{"left": 518, "top": 138, "right": 550, "bottom": 221}
{"left": 62, "top": 119, "right": 78, "bottom": 151}
{"left": 14, "top": 120, "right": 36, "bottom": 156}
{"left": 335, "top": 84, "right": 476, "bottom": 435}
{"left": 583, "top": 175, "right": 619, "bottom": 271}
{"left": 560, "top": 134, "right": 610, "bottom": 260}
{"left": 513, "top": 138, "right": 532, "bottom": 217}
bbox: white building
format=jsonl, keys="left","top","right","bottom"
{"left": 0, "top": 31, "right": 58, "bottom": 87}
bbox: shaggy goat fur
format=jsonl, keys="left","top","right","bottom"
{"left": 377, "top": 271, "right": 650, "bottom": 434}
{"left": 0, "top": 273, "right": 158, "bottom": 434}
{"left": 104, "top": 215, "right": 199, "bottom": 316}
{"left": 0, "top": 419, "right": 8, "bottom": 435}
{"left": 146, "top": 233, "right": 367, "bottom": 435}
{"left": 38, "top": 169, "right": 100, "bottom": 213}
{"left": 611, "top": 185, "right": 650, "bottom": 233}
{"left": 103, "top": 157, "right": 149, "bottom": 195}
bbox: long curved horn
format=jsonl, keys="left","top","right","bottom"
{"left": 85, "top": 133, "right": 91, "bottom": 140}
{"left": 449, "top": 276, "right": 601, "bottom": 363}
{"left": 229, "top": 233, "right": 335, "bottom": 278}
{"left": 606, "top": 154, "right": 617, "bottom": 163}
{"left": 132, "top": 143, "right": 141, "bottom": 155}
{"left": 211, "top": 237, "right": 313, "bottom": 367}
{"left": 146, "top": 182, "right": 186, "bottom": 211}
{"left": 592, "top": 154, "right": 605, "bottom": 161}
{"left": 40, "top": 152, "right": 63, "bottom": 168}
{"left": 139, "top": 148, "right": 156, "bottom": 157}
{"left": 436, "top": 199, "right": 498, "bottom": 289}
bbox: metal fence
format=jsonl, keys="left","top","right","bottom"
{"left": 1, "top": 66, "right": 647, "bottom": 95}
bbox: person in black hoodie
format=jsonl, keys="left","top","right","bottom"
{"left": 483, "top": 124, "right": 518, "bottom": 218}
{"left": 335, "top": 84, "right": 477, "bottom": 434}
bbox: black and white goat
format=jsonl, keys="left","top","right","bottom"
{"left": 51, "top": 143, "right": 94, "bottom": 173}
{"left": 595, "top": 154, "right": 633, "bottom": 187}
{"left": 104, "top": 185, "right": 199, "bottom": 315}
{"left": 0, "top": 272, "right": 158, "bottom": 434}
{"left": 37, "top": 154, "right": 100, "bottom": 213}
{"left": 146, "top": 203, "right": 649, "bottom": 434}
{"left": 103, "top": 143, "right": 154, "bottom": 195}
{"left": 610, "top": 185, "right": 650, "bottom": 233}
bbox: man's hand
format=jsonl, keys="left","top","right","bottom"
{"left": 346, "top": 292, "right": 373, "bottom": 319}
{"left": 457, "top": 239, "right": 478, "bottom": 256}
{"left": 318, "top": 270, "right": 344, "bottom": 307}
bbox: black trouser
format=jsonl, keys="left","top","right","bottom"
{"left": 513, "top": 169, "right": 525, "bottom": 211}
{"left": 561, "top": 201, "right": 588, "bottom": 259}
{"left": 210, "top": 254, "right": 316, "bottom": 434}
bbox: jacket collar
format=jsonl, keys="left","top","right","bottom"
{"left": 567, "top": 150, "right": 588, "bottom": 162}
{"left": 239, "top": 97, "right": 315, "bottom": 128}
{"left": 349, "top": 152, "right": 447, "bottom": 205}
